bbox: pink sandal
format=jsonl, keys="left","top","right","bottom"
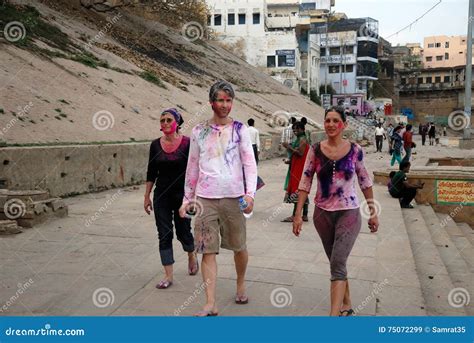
{"left": 156, "top": 279, "right": 173, "bottom": 289}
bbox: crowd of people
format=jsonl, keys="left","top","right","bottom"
{"left": 144, "top": 81, "right": 380, "bottom": 317}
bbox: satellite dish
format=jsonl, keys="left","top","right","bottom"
{"left": 283, "top": 79, "right": 294, "bottom": 88}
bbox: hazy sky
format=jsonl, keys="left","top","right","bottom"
{"left": 333, "top": 0, "right": 469, "bottom": 47}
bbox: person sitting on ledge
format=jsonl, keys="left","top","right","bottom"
{"left": 388, "top": 161, "right": 424, "bottom": 209}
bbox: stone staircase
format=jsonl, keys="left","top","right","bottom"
{"left": 0, "top": 189, "right": 68, "bottom": 233}
{"left": 402, "top": 204, "right": 473, "bottom": 316}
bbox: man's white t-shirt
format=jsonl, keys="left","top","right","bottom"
{"left": 375, "top": 127, "right": 385, "bottom": 136}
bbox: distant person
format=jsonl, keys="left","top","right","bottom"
{"left": 390, "top": 126, "right": 403, "bottom": 167}
{"left": 387, "top": 123, "right": 394, "bottom": 149}
{"left": 301, "top": 117, "right": 312, "bottom": 144}
{"left": 144, "top": 108, "right": 198, "bottom": 290}
{"left": 374, "top": 123, "right": 386, "bottom": 153}
{"left": 402, "top": 124, "right": 414, "bottom": 163}
{"left": 420, "top": 123, "right": 428, "bottom": 146}
{"left": 428, "top": 122, "right": 436, "bottom": 145}
{"left": 281, "top": 121, "right": 309, "bottom": 222}
{"left": 281, "top": 116, "right": 297, "bottom": 146}
{"left": 443, "top": 125, "right": 447, "bottom": 137}
{"left": 247, "top": 118, "right": 260, "bottom": 165}
{"left": 389, "top": 161, "right": 424, "bottom": 209}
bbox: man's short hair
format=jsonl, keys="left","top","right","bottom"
{"left": 290, "top": 117, "right": 297, "bottom": 124}
{"left": 247, "top": 118, "right": 255, "bottom": 126}
{"left": 209, "top": 80, "right": 235, "bottom": 102}
{"left": 400, "top": 161, "right": 411, "bottom": 170}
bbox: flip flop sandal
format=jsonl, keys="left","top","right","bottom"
{"left": 280, "top": 217, "right": 294, "bottom": 223}
{"left": 194, "top": 310, "right": 218, "bottom": 317}
{"left": 302, "top": 216, "right": 309, "bottom": 222}
{"left": 235, "top": 295, "right": 249, "bottom": 304}
{"left": 156, "top": 280, "right": 173, "bottom": 289}
{"left": 339, "top": 309, "right": 355, "bottom": 317}
{"left": 188, "top": 256, "right": 199, "bottom": 276}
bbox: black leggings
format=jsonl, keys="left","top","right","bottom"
{"left": 153, "top": 190, "right": 194, "bottom": 266}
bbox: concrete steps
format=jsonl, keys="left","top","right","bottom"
{"left": 402, "top": 206, "right": 467, "bottom": 315}
{"left": 458, "top": 222, "right": 474, "bottom": 247}
{"left": 372, "top": 185, "right": 426, "bottom": 316}
{"left": 418, "top": 206, "right": 473, "bottom": 316}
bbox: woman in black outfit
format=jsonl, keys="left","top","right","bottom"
{"left": 144, "top": 108, "right": 198, "bottom": 289}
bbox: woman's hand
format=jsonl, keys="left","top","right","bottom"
{"left": 144, "top": 195, "right": 153, "bottom": 215}
{"left": 368, "top": 214, "right": 379, "bottom": 233}
{"left": 179, "top": 202, "right": 189, "bottom": 218}
{"left": 293, "top": 215, "right": 303, "bottom": 237}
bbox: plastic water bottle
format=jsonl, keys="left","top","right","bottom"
{"left": 238, "top": 197, "right": 253, "bottom": 219}
{"left": 184, "top": 206, "right": 197, "bottom": 219}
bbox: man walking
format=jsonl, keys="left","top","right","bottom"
{"left": 374, "top": 123, "right": 386, "bottom": 152}
{"left": 180, "top": 80, "right": 257, "bottom": 316}
{"left": 402, "top": 124, "right": 414, "bottom": 163}
{"left": 247, "top": 118, "right": 260, "bottom": 164}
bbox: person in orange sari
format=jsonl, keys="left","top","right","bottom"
{"left": 281, "top": 121, "right": 309, "bottom": 222}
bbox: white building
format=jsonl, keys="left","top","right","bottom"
{"left": 312, "top": 17, "right": 379, "bottom": 95}
{"left": 206, "top": 0, "right": 334, "bottom": 91}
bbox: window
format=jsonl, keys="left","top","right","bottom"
{"left": 267, "top": 56, "right": 276, "bottom": 67}
{"left": 426, "top": 56, "right": 432, "bottom": 62}
{"left": 278, "top": 55, "right": 287, "bottom": 67}
{"left": 401, "top": 78, "right": 406, "bottom": 85}
{"left": 228, "top": 13, "right": 235, "bottom": 25}
{"left": 214, "top": 14, "right": 222, "bottom": 26}
{"left": 445, "top": 42, "right": 449, "bottom": 48}
{"left": 417, "top": 77, "right": 423, "bottom": 84}
{"left": 436, "top": 55, "right": 443, "bottom": 61}
{"left": 344, "top": 45, "right": 353, "bottom": 54}
{"left": 253, "top": 13, "right": 260, "bottom": 24}
{"left": 444, "top": 76, "right": 450, "bottom": 82}
{"left": 320, "top": 47, "right": 326, "bottom": 56}
{"left": 238, "top": 13, "right": 246, "bottom": 24}
{"left": 435, "top": 76, "right": 441, "bottom": 83}
{"left": 445, "top": 53, "right": 449, "bottom": 60}
{"left": 329, "top": 47, "right": 340, "bottom": 55}
{"left": 344, "top": 65, "right": 354, "bottom": 73}
{"left": 428, "top": 43, "right": 434, "bottom": 48}
{"left": 426, "top": 76, "right": 432, "bottom": 83}
{"left": 329, "top": 66, "right": 340, "bottom": 74}
{"left": 455, "top": 74, "right": 460, "bottom": 81}
{"left": 435, "top": 42, "right": 441, "bottom": 48}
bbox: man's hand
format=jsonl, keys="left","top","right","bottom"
{"left": 293, "top": 215, "right": 303, "bottom": 237}
{"left": 243, "top": 195, "right": 254, "bottom": 214}
{"left": 144, "top": 195, "right": 153, "bottom": 215}
{"left": 281, "top": 142, "right": 289, "bottom": 149}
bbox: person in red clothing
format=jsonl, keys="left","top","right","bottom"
{"left": 281, "top": 121, "right": 310, "bottom": 222}
{"left": 402, "top": 124, "right": 414, "bottom": 163}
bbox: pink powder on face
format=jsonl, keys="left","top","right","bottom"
{"left": 337, "top": 122, "right": 344, "bottom": 129}
{"left": 161, "top": 121, "right": 177, "bottom": 134}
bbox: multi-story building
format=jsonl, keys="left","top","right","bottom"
{"left": 205, "top": 0, "right": 334, "bottom": 91}
{"left": 423, "top": 35, "right": 474, "bottom": 69}
{"left": 311, "top": 17, "right": 379, "bottom": 96}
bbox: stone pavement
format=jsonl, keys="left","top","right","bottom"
{"left": 0, "top": 138, "right": 471, "bottom": 316}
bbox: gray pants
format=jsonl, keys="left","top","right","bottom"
{"left": 313, "top": 206, "right": 362, "bottom": 281}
